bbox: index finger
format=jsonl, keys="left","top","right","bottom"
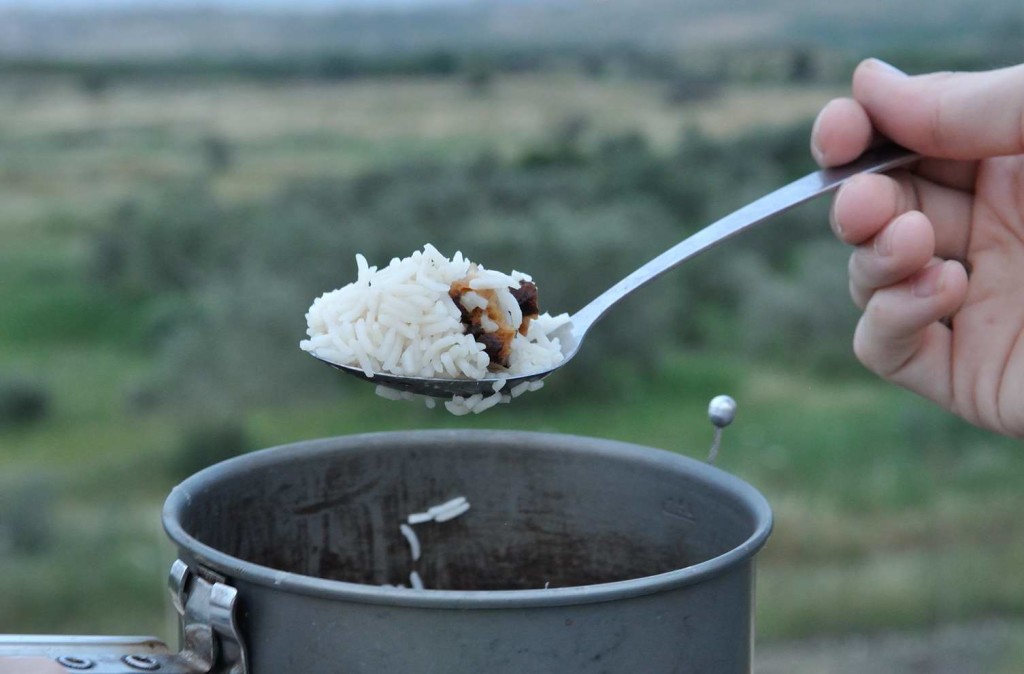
{"left": 812, "top": 88, "right": 980, "bottom": 191}
{"left": 854, "top": 59, "right": 1024, "bottom": 160}
{"left": 811, "top": 97, "right": 874, "bottom": 167}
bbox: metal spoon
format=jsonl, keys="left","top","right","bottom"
{"left": 312, "top": 143, "right": 918, "bottom": 398}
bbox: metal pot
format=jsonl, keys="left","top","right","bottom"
{"left": 2, "top": 428, "right": 772, "bottom": 673}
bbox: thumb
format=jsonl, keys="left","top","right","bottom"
{"left": 853, "top": 58, "right": 1024, "bottom": 160}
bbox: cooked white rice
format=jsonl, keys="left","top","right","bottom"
{"left": 409, "top": 570, "right": 425, "bottom": 590}
{"left": 390, "top": 496, "right": 472, "bottom": 591}
{"left": 433, "top": 500, "right": 471, "bottom": 522}
{"left": 399, "top": 523, "right": 421, "bottom": 562}
{"left": 300, "top": 244, "right": 570, "bottom": 413}
{"left": 407, "top": 496, "right": 470, "bottom": 524}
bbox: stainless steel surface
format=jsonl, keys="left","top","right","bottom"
{"left": 163, "top": 430, "right": 773, "bottom": 673}
{"left": 315, "top": 143, "right": 919, "bottom": 398}
{"left": 56, "top": 655, "right": 94, "bottom": 670}
{"left": 0, "top": 636, "right": 192, "bottom": 674}
{"left": 121, "top": 655, "right": 160, "bottom": 671}
{"left": 708, "top": 395, "right": 738, "bottom": 429}
{"left": 169, "top": 560, "right": 248, "bottom": 674}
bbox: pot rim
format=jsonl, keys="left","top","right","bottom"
{"left": 162, "top": 429, "right": 773, "bottom": 609}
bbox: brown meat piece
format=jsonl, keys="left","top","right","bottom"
{"left": 511, "top": 281, "right": 540, "bottom": 335}
{"left": 449, "top": 277, "right": 541, "bottom": 368}
{"left": 474, "top": 330, "right": 511, "bottom": 368}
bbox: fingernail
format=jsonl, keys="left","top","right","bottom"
{"left": 811, "top": 137, "right": 826, "bottom": 165}
{"left": 810, "top": 113, "right": 826, "bottom": 164}
{"left": 912, "top": 263, "right": 946, "bottom": 298}
{"left": 865, "top": 58, "right": 907, "bottom": 77}
{"left": 829, "top": 189, "right": 845, "bottom": 237}
{"left": 873, "top": 220, "right": 895, "bottom": 256}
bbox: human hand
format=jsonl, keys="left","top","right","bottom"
{"left": 811, "top": 58, "right": 1024, "bottom": 438}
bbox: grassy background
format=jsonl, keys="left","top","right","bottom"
{"left": 1, "top": 2, "right": 1023, "bottom": 671}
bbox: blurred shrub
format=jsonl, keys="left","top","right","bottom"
{"left": 77, "top": 71, "right": 110, "bottom": 98}
{"left": 519, "top": 115, "right": 589, "bottom": 167}
{"left": 170, "top": 418, "right": 253, "bottom": 481}
{"left": 464, "top": 67, "right": 495, "bottom": 96}
{"left": 91, "top": 185, "right": 243, "bottom": 297}
{"left": 149, "top": 272, "right": 343, "bottom": 411}
{"left": 786, "top": 48, "right": 819, "bottom": 83}
{"left": 0, "top": 474, "right": 56, "bottom": 555}
{"left": 201, "top": 135, "right": 234, "bottom": 175}
{"left": 736, "top": 239, "right": 862, "bottom": 373}
{"left": 0, "top": 377, "right": 52, "bottom": 428}
{"left": 663, "top": 73, "right": 720, "bottom": 106}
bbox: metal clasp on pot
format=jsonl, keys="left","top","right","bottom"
{"left": 168, "top": 560, "right": 248, "bottom": 674}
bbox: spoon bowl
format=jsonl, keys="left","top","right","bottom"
{"left": 311, "top": 319, "right": 580, "bottom": 398}
{"left": 311, "top": 144, "right": 918, "bottom": 399}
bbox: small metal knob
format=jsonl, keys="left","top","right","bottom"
{"left": 706, "top": 395, "right": 737, "bottom": 464}
{"left": 708, "top": 395, "right": 737, "bottom": 428}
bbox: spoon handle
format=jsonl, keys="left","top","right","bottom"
{"left": 571, "top": 143, "right": 919, "bottom": 332}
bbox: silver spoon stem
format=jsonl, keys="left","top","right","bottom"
{"left": 571, "top": 143, "right": 919, "bottom": 335}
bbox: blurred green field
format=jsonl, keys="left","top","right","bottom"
{"left": 0, "top": 74, "right": 841, "bottom": 224}
{"left": 1, "top": 65, "right": 1022, "bottom": 672}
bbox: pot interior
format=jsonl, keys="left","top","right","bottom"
{"left": 172, "top": 431, "right": 764, "bottom": 591}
